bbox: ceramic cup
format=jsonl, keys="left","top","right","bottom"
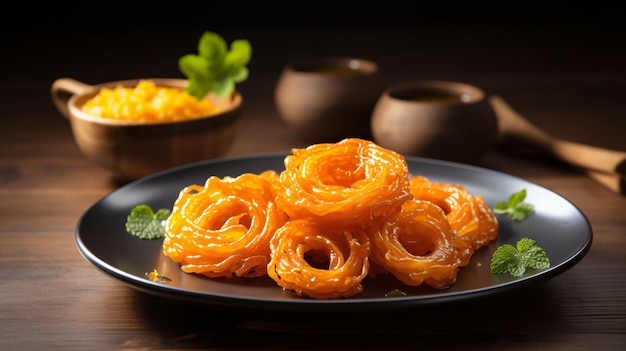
{"left": 274, "top": 57, "right": 385, "bottom": 142}
{"left": 51, "top": 78, "right": 242, "bottom": 181}
{"left": 371, "top": 81, "right": 498, "bottom": 164}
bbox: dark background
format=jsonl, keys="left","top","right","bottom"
{"left": 4, "top": 1, "right": 623, "bottom": 78}
{"left": 3, "top": 0, "right": 624, "bottom": 145}
{"left": 2, "top": 1, "right": 623, "bottom": 33}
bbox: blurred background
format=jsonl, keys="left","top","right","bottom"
{"left": 2, "top": 0, "right": 624, "bottom": 152}
{"left": 2, "top": 1, "right": 622, "bottom": 32}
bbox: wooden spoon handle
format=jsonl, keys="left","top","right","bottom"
{"left": 489, "top": 95, "right": 626, "bottom": 175}
{"left": 586, "top": 170, "right": 626, "bottom": 195}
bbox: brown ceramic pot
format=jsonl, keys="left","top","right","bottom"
{"left": 371, "top": 81, "right": 498, "bottom": 164}
{"left": 274, "top": 57, "right": 385, "bottom": 142}
{"left": 51, "top": 78, "right": 242, "bottom": 181}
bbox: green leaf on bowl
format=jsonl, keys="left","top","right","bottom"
{"left": 179, "top": 31, "right": 252, "bottom": 99}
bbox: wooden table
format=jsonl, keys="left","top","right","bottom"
{"left": 2, "top": 23, "right": 626, "bottom": 350}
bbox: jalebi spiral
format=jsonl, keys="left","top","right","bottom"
{"left": 163, "top": 173, "right": 287, "bottom": 278}
{"left": 409, "top": 175, "right": 499, "bottom": 251}
{"left": 276, "top": 138, "right": 412, "bottom": 228}
{"left": 159, "top": 138, "right": 500, "bottom": 299}
{"left": 369, "top": 199, "right": 461, "bottom": 289}
{"left": 268, "top": 219, "right": 370, "bottom": 299}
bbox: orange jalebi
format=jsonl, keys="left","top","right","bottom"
{"left": 159, "top": 138, "right": 500, "bottom": 299}
{"left": 409, "top": 175, "right": 499, "bottom": 252}
{"left": 276, "top": 138, "right": 412, "bottom": 228}
{"left": 268, "top": 219, "right": 370, "bottom": 299}
{"left": 369, "top": 199, "right": 461, "bottom": 289}
{"left": 163, "top": 173, "right": 287, "bottom": 278}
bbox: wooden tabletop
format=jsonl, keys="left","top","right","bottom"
{"left": 2, "top": 14, "right": 626, "bottom": 350}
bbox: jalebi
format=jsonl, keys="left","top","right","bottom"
{"left": 276, "top": 138, "right": 411, "bottom": 228}
{"left": 163, "top": 173, "right": 287, "bottom": 278}
{"left": 267, "top": 219, "right": 370, "bottom": 299}
{"left": 409, "top": 176, "right": 498, "bottom": 251}
{"left": 369, "top": 199, "right": 461, "bottom": 289}
{"left": 159, "top": 138, "right": 500, "bottom": 299}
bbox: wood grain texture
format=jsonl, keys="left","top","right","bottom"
{"left": 2, "top": 20, "right": 625, "bottom": 351}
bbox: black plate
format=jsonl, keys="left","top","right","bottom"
{"left": 76, "top": 153, "right": 592, "bottom": 312}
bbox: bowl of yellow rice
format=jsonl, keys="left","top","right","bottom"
{"left": 51, "top": 77, "right": 242, "bottom": 181}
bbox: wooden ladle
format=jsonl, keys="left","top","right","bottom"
{"left": 489, "top": 95, "right": 625, "bottom": 194}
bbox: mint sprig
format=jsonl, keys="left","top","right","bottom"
{"left": 125, "top": 204, "right": 171, "bottom": 240}
{"left": 490, "top": 238, "right": 550, "bottom": 277}
{"left": 179, "top": 31, "right": 252, "bottom": 99}
{"left": 494, "top": 188, "right": 534, "bottom": 221}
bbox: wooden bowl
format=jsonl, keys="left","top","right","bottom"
{"left": 274, "top": 57, "right": 385, "bottom": 142}
{"left": 371, "top": 81, "right": 498, "bottom": 164}
{"left": 51, "top": 78, "right": 242, "bottom": 181}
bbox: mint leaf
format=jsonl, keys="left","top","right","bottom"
{"left": 491, "top": 238, "right": 550, "bottom": 277}
{"left": 179, "top": 31, "right": 252, "bottom": 99}
{"left": 516, "top": 237, "right": 536, "bottom": 252}
{"left": 125, "top": 204, "right": 170, "bottom": 240}
{"left": 198, "top": 31, "right": 227, "bottom": 64}
{"left": 509, "top": 202, "right": 534, "bottom": 221}
{"left": 179, "top": 54, "right": 213, "bottom": 98}
{"left": 490, "top": 244, "right": 518, "bottom": 274}
{"left": 508, "top": 188, "right": 527, "bottom": 207}
{"left": 494, "top": 188, "right": 534, "bottom": 221}
{"left": 518, "top": 238, "right": 550, "bottom": 270}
